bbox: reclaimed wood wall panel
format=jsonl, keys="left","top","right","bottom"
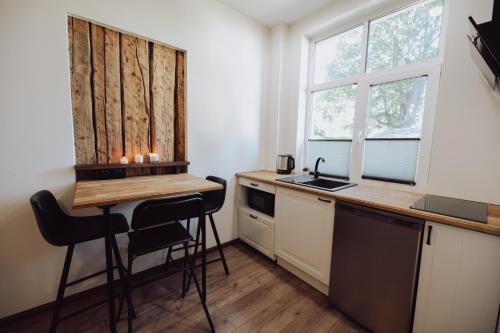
{"left": 69, "top": 17, "right": 96, "bottom": 164}
{"left": 121, "top": 35, "right": 151, "bottom": 160}
{"left": 175, "top": 51, "right": 186, "bottom": 161}
{"left": 104, "top": 29, "right": 123, "bottom": 163}
{"left": 67, "top": 16, "right": 186, "bottom": 166}
{"left": 91, "top": 24, "right": 108, "bottom": 164}
{"left": 150, "top": 44, "right": 176, "bottom": 162}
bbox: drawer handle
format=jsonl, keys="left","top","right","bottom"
{"left": 249, "top": 214, "right": 258, "bottom": 219}
{"left": 318, "top": 197, "right": 332, "bottom": 203}
{"left": 250, "top": 182, "right": 259, "bottom": 187}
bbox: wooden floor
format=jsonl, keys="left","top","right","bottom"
{"left": 2, "top": 242, "right": 366, "bottom": 333}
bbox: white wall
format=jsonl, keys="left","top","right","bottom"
{"left": 0, "top": 0, "right": 269, "bottom": 318}
{"left": 426, "top": 0, "right": 500, "bottom": 204}
{"left": 274, "top": 0, "right": 500, "bottom": 203}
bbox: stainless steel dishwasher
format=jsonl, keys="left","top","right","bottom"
{"left": 329, "top": 201, "right": 424, "bottom": 333}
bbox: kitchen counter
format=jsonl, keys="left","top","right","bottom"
{"left": 236, "top": 170, "right": 500, "bottom": 237}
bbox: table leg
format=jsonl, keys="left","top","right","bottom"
{"left": 102, "top": 206, "right": 117, "bottom": 333}
{"left": 201, "top": 214, "right": 206, "bottom": 302}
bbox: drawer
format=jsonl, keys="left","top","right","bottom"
{"left": 238, "top": 177, "right": 275, "bottom": 194}
{"left": 238, "top": 207, "right": 275, "bottom": 259}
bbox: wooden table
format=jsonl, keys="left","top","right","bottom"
{"left": 73, "top": 174, "right": 223, "bottom": 333}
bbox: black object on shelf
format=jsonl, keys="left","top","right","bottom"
{"left": 468, "top": 0, "right": 500, "bottom": 89}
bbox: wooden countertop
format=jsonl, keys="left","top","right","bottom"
{"left": 236, "top": 171, "right": 500, "bottom": 237}
{"left": 73, "top": 173, "right": 222, "bottom": 209}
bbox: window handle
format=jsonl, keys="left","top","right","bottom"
{"left": 357, "top": 131, "right": 364, "bottom": 144}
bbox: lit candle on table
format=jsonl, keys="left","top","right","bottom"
{"left": 119, "top": 156, "right": 128, "bottom": 164}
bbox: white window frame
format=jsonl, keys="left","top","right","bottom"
{"left": 303, "top": 0, "right": 447, "bottom": 193}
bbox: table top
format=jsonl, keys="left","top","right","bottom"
{"left": 73, "top": 173, "right": 223, "bottom": 209}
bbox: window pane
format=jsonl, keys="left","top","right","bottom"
{"left": 308, "top": 141, "right": 351, "bottom": 178}
{"left": 367, "top": 76, "right": 427, "bottom": 139}
{"left": 314, "top": 26, "right": 363, "bottom": 83}
{"left": 310, "top": 85, "right": 357, "bottom": 140}
{"left": 363, "top": 140, "right": 420, "bottom": 183}
{"left": 366, "top": 0, "right": 443, "bottom": 72}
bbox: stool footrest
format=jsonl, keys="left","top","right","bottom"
{"left": 195, "top": 257, "right": 223, "bottom": 268}
{"left": 66, "top": 266, "right": 120, "bottom": 287}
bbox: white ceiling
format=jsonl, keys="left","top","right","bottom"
{"left": 218, "top": 0, "right": 335, "bottom": 26}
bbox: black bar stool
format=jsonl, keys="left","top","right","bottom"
{"left": 121, "top": 193, "right": 215, "bottom": 332}
{"left": 164, "top": 176, "right": 229, "bottom": 278}
{"left": 185, "top": 176, "right": 229, "bottom": 290}
{"left": 29, "top": 190, "right": 131, "bottom": 333}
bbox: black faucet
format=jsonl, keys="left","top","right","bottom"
{"left": 314, "top": 157, "right": 325, "bottom": 179}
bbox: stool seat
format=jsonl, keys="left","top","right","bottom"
{"left": 63, "top": 214, "right": 129, "bottom": 245}
{"left": 128, "top": 222, "right": 192, "bottom": 257}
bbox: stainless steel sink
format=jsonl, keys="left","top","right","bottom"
{"left": 277, "top": 175, "right": 356, "bottom": 192}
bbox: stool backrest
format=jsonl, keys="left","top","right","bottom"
{"left": 131, "top": 193, "right": 205, "bottom": 231}
{"left": 30, "top": 190, "right": 68, "bottom": 246}
{"left": 204, "top": 176, "right": 227, "bottom": 214}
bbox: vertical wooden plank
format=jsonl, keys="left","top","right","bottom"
{"left": 150, "top": 43, "right": 176, "bottom": 162}
{"left": 69, "top": 17, "right": 96, "bottom": 165}
{"left": 104, "top": 29, "right": 122, "bottom": 163}
{"left": 121, "top": 34, "right": 150, "bottom": 161}
{"left": 91, "top": 24, "right": 107, "bottom": 164}
{"left": 174, "top": 50, "right": 186, "bottom": 161}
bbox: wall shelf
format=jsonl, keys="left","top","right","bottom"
{"left": 74, "top": 161, "right": 190, "bottom": 180}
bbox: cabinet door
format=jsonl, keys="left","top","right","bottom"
{"left": 275, "top": 187, "right": 335, "bottom": 285}
{"left": 413, "top": 221, "right": 500, "bottom": 333}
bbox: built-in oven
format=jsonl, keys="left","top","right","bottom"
{"left": 247, "top": 187, "right": 275, "bottom": 217}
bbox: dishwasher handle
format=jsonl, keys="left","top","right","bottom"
{"left": 336, "top": 201, "right": 424, "bottom": 230}
{"left": 426, "top": 225, "right": 433, "bottom": 245}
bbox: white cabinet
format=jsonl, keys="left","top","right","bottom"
{"left": 274, "top": 187, "right": 335, "bottom": 286}
{"left": 238, "top": 207, "right": 275, "bottom": 259}
{"left": 413, "top": 221, "right": 500, "bottom": 333}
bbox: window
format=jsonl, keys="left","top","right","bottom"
{"left": 306, "top": 0, "right": 444, "bottom": 188}
{"left": 307, "top": 85, "right": 356, "bottom": 179}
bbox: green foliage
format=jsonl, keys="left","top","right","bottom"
{"left": 312, "top": 0, "right": 443, "bottom": 139}
{"left": 312, "top": 85, "right": 356, "bottom": 139}
{"left": 367, "top": 0, "right": 443, "bottom": 72}
{"left": 367, "top": 77, "right": 427, "bottom": 137}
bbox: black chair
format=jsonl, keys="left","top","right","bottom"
{"left": 123, "top": 193, "right": 215, "bottom": 332}
{"left": 164, "top": 176, "right": 229, "bottom": 283}
{"left": 30, "top": 190, "right": 130, "bottom": 333}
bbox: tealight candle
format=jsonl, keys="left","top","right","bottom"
{"left": 149, "top": 153, "right": 159, "bottom": 162}
{"left": 119, "top": 156, "right": 128, "bottom": 164}
{"left": 134, "top": 154, "right": 144, "bottom": 163}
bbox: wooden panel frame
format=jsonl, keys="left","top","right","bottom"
{"left": 67, "top": 16, "right": 186, "bottom": 167}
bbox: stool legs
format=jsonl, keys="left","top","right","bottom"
{"left": 186, "top": 223, "right": 201, "bottom": 292}
{"left": 102, "top": 206, "right": 118, "bottom": 333}
{"left": 50, "top": 245, "right": 74, "bottom": 333}
{"left": 187, "top": 213, "right": 229, "bottom": 292}
{"left": 209, "top": 214, "right": 229, "bottom": 275}
{"left": 183, "top": 242, "right": 215, "bottom": 333}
